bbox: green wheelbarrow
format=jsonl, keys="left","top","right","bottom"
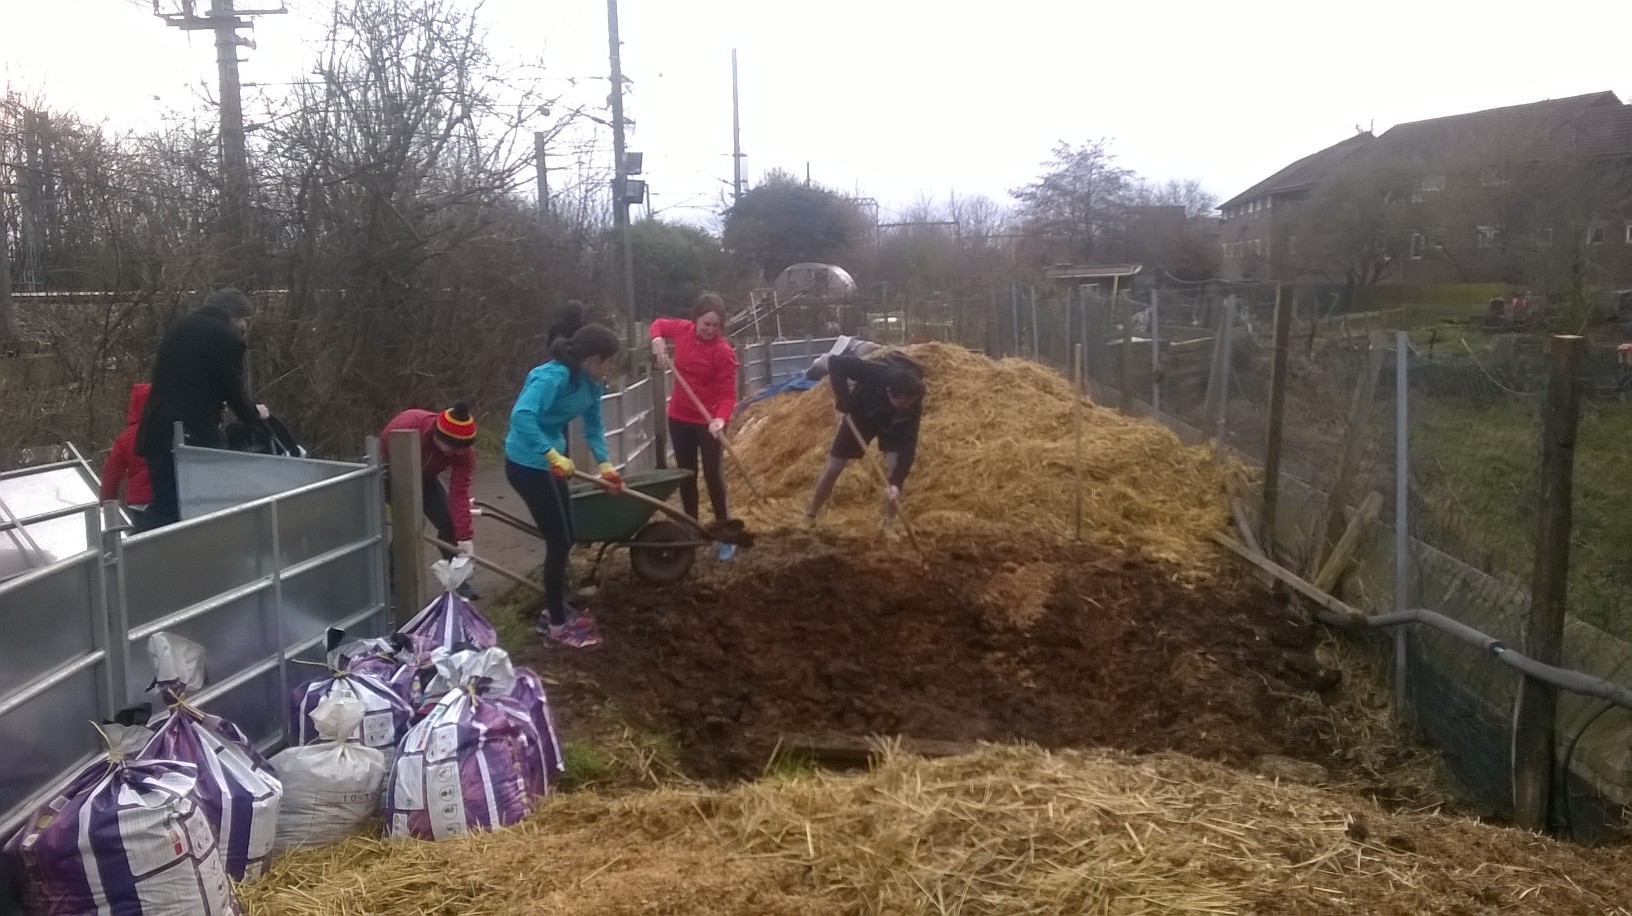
{"left": 474, "top": 468, "right": 707, "bottom": 585}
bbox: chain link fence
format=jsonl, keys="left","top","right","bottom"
{"left": 803, "top": 277, "right": 1631, "bottom": 838}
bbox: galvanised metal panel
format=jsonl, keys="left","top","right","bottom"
{"left": 0, "top": 666, "right": 104, "bottom": 827}
{"left": 0, "top": 554, "right": 99, "bottom": 697}
{"left": 275, "top": 474, "right": 372, "bottom": 569}
{"left": 121, "top": 509, "right": 268, "bottom": 631}
{"left": 175, "top": 444, "right": 355, "bottom": 521}
{"left": 279, "top": 547, "right": 375, "bottom": 650}
{"left": 122, "top": 588, "right": 275, "bottom": 708}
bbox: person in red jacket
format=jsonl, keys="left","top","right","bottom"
{"left": 100, "top": 382, "right": 154, "bottom": 528}
{"left": 381, "top": 402, "right": 480, "bottom": 599}
{"left": 650, "top": 292, "right": 740, "bottom": 560}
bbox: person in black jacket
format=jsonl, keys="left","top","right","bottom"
{"left": 803, "top": 352, "right": 924, "bottom": 536}
{"left": 134, "top": 287, "right": 269, "bottom": 532}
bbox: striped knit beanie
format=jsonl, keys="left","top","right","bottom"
{"left": 435, "top": 401, "right": 477, "bottom": 446}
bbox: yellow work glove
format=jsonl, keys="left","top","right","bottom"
{"left": 545, "top": 449, "right": 576, "bottom": 479}
{"left": 597, "top": 461, "right": 624, "bottom": 493}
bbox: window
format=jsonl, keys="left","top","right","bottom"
{"left": 1588, "top": 225, "right": 1606, "bottom": 245}
{"left": 1537, "top": 227, "right": 1553, "bottom": 245}
{"left": 1410, "top": 233, "right": 1425, "bottom": 259}
{"left": 1625, "top": 225, "right": 1632, "bottom": 244}
{"left": 1411, "top": 174, "right": 1446, "bottom": 203}
{"left": 1477, "top": 226, "right": 1499, "bottom": 248}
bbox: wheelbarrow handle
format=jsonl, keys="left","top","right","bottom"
{"left": 422, "top": 535, "right": 544, "bottom": 595}
{"left": 572, "top": 470, "right": 711, "bottom": 540}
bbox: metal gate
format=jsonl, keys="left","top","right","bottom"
{"left": 0, "top": 441, "right": 390, "bottom": 838}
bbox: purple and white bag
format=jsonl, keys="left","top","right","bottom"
{"left": 398, "top": 558, "right": 497, "bottom": 651}
{"left": 139, "top": 638, "right": 283, "bottom": 882}
{"left": 289, "top": 657, "right": 413, "bottom": 767}
{"left": 269, "top": 696, "right": 388, "bottom": 851}
{"left": 2, "top": 725, "right": 238, "bottom": 916}
{"left": 506, "top": 666, "right": 566, "bottom": 789}
{"left": 333, "top": 637, "right": 409, "bottom": 697}
{"left": 384, "top": 648, "right": 551, "bottom": 841}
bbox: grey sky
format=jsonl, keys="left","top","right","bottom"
{"left": 6, "top": 1, "right": 1629, "bottom": 227}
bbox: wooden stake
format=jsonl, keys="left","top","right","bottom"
{"left": 1260, "top": 285, "right": 1292, "bottom": 559}
{"left": 1513, "top": 334, "right": 1584, "bottom": 833}
{"left": 386, "top": 428, "right": 425, "bottom": 626}
{"left": 1312, "top": 491, "right": 1382, "bottom": 593}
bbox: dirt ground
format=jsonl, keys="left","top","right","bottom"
{"left": 509, "top": 528, "right": 1438, "bottom": 807}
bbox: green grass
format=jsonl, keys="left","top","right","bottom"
{"left": 1413, "top": 392, "right": 1632, "bottom": 636}
{"left": 761, "top": 747, "right": 820, "bottom": 781}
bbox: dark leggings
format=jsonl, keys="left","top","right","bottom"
{"left": 505, "top": 459, "right": 575, "bottom": 625}
{"left": 669, "top": 417, "right": 729, "bottom": 522}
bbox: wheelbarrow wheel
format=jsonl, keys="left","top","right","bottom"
{"left": 629, "top": 520, "right": 696, "bottom": 585}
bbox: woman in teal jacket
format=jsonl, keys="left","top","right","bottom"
{"left": 505, "top": 323, "right": 623, "bottom": 649}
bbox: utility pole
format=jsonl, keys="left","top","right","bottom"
{"left": 157, "top": 0, "right": 286, "bottom": 283}
{"left": 731, "top": 49, "right": 743, "bottom": 205}
{"left": 607, "top": 0, "right": 637, "bottom": 353}
{"left": 534, "top": 131, "right": 550, "bottom": 220}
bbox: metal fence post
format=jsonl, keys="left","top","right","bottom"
{"left": 267, "top": 500, "right": 289, "bottom": 744}
{"left": 1029, "top": 284, "right": 1039, "bottom": 360}
{"left": 1513, "top": 334, "right": 1585, "bottom": 832}
{"left": 1394, "top": 330, "right": 1410, "bottom": 718}
{"left": 652, "top": 361, "right": 668, "bottom": 470}
{"left": 363, "top": 436, "right": 389, "bottom": 637}
{"left": 95, "top": 502, "right": 128, "bottom": 716}
{"left": 1149, "top": 289, "right": 1161, "bottom": 415}
{"left": 1212, "top": 297, "right": 1236, "bottom": 463}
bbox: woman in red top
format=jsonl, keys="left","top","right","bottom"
{"left": 100, "top": 382, "right": 154, "bottom": 527}
{"left": 650, "top": 293, "right": 739, "bottom": 559}
{"left": 380, "top": 402, "right": 481, "bottom": 599}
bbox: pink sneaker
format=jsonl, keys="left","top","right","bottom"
{"left": 540, "top": 614, "right": 601, "bottom": 649}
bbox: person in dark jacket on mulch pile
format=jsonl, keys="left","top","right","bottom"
{"left": 135, "top": 287, "right": 269, "bottom": 532}
{"left": 99, "top": 382, "right": 154, "bottom": 528}
{"left": 803, "top": 352, "right": 925, "bottom": 538}
{"left": 381, "top": 401, "right": 481, "bottom": 600}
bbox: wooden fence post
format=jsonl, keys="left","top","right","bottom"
{"left": 386, "top": 428, "right": 425, "bottom": 626}
{"left": 1260, "top": 285, "right": 1292, "bottom": 558}
{"left": 1513, "top": 334, "right": 1585, "bottom": 832}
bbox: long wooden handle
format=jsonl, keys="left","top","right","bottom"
{"left": 840, "top": 414, "right": 925, "bottom": 558}
{"left": 571, "top": 469, "right": 710, "bottom": 538}
{"left": 664, "top": 359, "right": 766, "bottom": 501}
{"left": 422, "top": 535, "right": 544, "bottom": 594}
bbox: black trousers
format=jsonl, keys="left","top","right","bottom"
{"left": 505, "top": 459, "right": 575, "bottom": 625}
{"left": 669, "top": 417, "right": 729, "bottom": 522}
{"left": 137, "top": 453, "right": 179, "bottom": 533}
{"left": 380, "top": 474, "right": 458, "bottom": 560}
{"left": 420, "top": 477, "right": 457, "bottom": 559}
